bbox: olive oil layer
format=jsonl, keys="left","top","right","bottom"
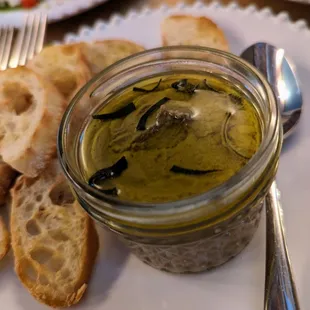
{"left": 80, "top": 75, "right": 262, "bottom": 203}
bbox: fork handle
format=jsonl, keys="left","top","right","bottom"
{"left": 264, "top": 181, "right": 300, "bottom": 310}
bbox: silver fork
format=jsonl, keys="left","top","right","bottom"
{"left": 0, "top": 13, "right": 47, "bottom": 71}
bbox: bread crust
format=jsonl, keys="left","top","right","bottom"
{"left": 79, "top": 39, "right": 145, "bottom": 75}
{"left": 0, "top": 161, "right": 17, "bottom": 205}
{"left": 0, "top": 216, "right": 10, "bottom": 260}
{"left": 161, "top": 15, "right": 229, "bottom": 51}
{"left": 28, "top": 44, "right": 92, "bottom": 102}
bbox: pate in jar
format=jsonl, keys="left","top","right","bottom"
{"left": 57, "top": 47, "right": 282, "bottom": 273}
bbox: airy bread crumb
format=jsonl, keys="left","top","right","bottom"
{"left": 10, "top": 160, "right": 99, "bottom": 308}
{"left": 0, "top": 67, "right": 66, "bottom": 177}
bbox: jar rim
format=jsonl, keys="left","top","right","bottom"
{"left": 57, "top": 46, "right": 280, "bottom": 218}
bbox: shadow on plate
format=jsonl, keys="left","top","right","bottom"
{"left": 80, "top": 225, "right": 130, "bottom": 307}
{"left": 281, "top": 129, "right": 302, "bottom": 154}
{"left": 0, "top": 250, "right": 13, "bottom": 280}
{"left": 222, "top": 26, "right": 244, "bottom": 55}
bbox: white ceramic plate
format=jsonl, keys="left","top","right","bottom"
{"left": 0, "top": 0, "right": 110, "bottom": 25}
{"left": 2, "top": 2, "right": 310, "bottom": 310}
{"left": 287, "top": 0, "right": 310, "bottom": 3}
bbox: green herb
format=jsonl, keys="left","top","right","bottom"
{"left": 88, "top": 156, "right": 128, "bottom": 189}
{"left": 133, "top": 79, "right": 162, "bottom": 93}
{"left": 170, "top": 165, "right": 221, "bottom": 175}
{"left": 136, "top": 97, "right": 170, "bottom": 131}
{"left": 171, "top": 79, "right": 197, "bottom": 95}
{"left": 92, "top": 102, "right": 136, "bottom": 121}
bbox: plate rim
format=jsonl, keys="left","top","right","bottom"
{"left": 0, "top": 0, "right": 110, "bottom": 24}
{"left": 61, "top": 1, "right": 310, "bottom": 44}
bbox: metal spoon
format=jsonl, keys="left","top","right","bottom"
{"left": 241, "top": 43, "right": 302, "bottom": 310}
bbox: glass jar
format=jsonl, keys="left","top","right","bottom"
{"left": 57, "top": 47, "right": 282, "bottom": 273}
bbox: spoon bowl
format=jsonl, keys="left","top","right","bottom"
{"left": 241, "top": 42, "right": 302, "bottom": 138}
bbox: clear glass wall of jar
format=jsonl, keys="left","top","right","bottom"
{"left": 57, "top": 47, "right": 282, "bottom": 273}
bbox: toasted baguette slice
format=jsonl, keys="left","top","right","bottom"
{"left": 28, "top": 44, "right": 91, "bottom": 101}
{"left": 0, "top": 159, "right": 17, "bottom": 205}
{"left": 0, "top": 216, "right": 10, "bottom": 260}
{"left": 161, "top": 15, "right": 229, "bottom": 51}
{"left": 10, "top": 160, "right": 99, "bottom": 308}
{"left": 0, "top": 67, "right": 65, "bottom": 178}
{"left": 80, "top": 40, "right": 145, "bottom": 75}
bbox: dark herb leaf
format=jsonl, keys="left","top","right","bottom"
{"left": 229, "top": 94, "right": 243, "bottom": 105}
{"left": 101, "top": 188, "right": 118, "bottom": 196}
{"left": 198, "top": 79, "right": 220, "bottom": 93}
{"left": 171, "top": 79, "right": 197, "bottom": 95}
{"left": 92, "top": 102, "right": 136, "bottom": 121}
{"left": 89, "top": 156, "right": 128, "bottom": 188}
{"left": 170, "top": 165, "right": 221, "bottom": 175}
{"left": 136, "top": 97, "right": 170, "bottom": 131}
{"left": 133, "top": 79, "right": 162, "bottom": 93}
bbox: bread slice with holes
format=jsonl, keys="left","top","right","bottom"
{"left": 10, "top": 160, "right": 99, "bottom": 308}
{"left": 0, "top": 67, "right": 65, "bottom": 178}
{"left": 161, "top": 15, "right": 229, "bottom": 51}
{"left": 28, "top": 44, "right": 92, "bottom": 101}
{"left": 0, "top": 216, "right": 10, "bottom": 260}
{"left": 0, "top": 159, "right": 17, "bottom": 205}
{"left": 79, "top": 40, "right": 145, "bottom": 75}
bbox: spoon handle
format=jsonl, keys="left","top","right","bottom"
{"left": 265, "top": 181, "right": 300, "bottom": 310}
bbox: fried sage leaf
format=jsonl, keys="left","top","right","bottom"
{"left": 89, "top": 156, "right": 128, "bottom": 189}
{"left": 92, "top": 102, "right": 136, "bottom": 121}
{"left": 170, "top": 165, "right": 221, "bottom": 175}
{"left": 171, "top": 79, "right": 197, "bottom": 95}
{"left": 101, "top": 188, "right": 118, "bottom": 196}
{"left": 136, "top": 97, "right": 170, "bottom": 131}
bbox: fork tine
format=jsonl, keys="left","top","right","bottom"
{"left": 35, "top": 13, "right": 47, "bottom": 55}
{"left": 8, "top": 16, "right": 28, "bottom": 69}
{"left": 27, "top": 14, "right": 40, "bottom": 61}
{"left": 18, "top": 15, "right": 35, "bottom": 66}
{"left": 0, "top": 13, "right": 46, "bottom": 71}
{"left": 0, "top": 27, "right": 8, "bottom": 70}
{"left": 0, "top": 26, "right": 14, "bottom": 71}
{"left": 0, "top": 27, "right": 2, "bottom": 59}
